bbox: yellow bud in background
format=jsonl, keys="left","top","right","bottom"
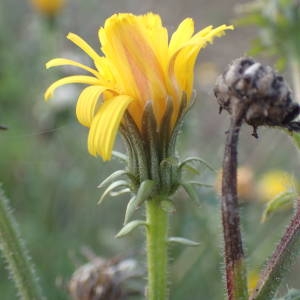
{"left": 30, "top": 0, "right": 65, "bottom": 16}
{"left": 257, "top": 170, "right": 296, "bottom": 202}
{"left": 247, "top": 270, "right": 259, "bottom": 294}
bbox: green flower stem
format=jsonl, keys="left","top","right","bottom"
{"left": 0, "top": 185, "right": 44, "bottom": 300}
{"left": 146, "top": 197, "right": 169, "bottom": 300}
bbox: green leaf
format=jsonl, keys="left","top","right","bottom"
{"left": 179, "top": 157, "right": 217, "bottom": 174}
{"left": 168, "top": 237, "right": 200, "bottom": 247}
{"left": 160, "top": 156, "right": 178, "bottom": 168}
{"left": 115, "top": 220, "right": 147, "bottom": 238}
{"left": 98, "top": 170, "right": 136, "bottom": 189}
{"left": 181, "top": 183, "right": 200, "bottom": 206}
{"left": 185, "top": 181, "right": 213, "bottom": 188}
{"left": 261, "top": 191, "right": 295, "bottom": 222}
{"left": 160, "top": 200, "right": 176, "bottom": 214}
{"left": 123, "top": 196, "right": 137, "bottom": 225}
{"left": 98, "top": 180, "right": 129, "bottom": 204}
{"left": 181, "top": 164, "right": 200, "bottom": 175}
{"left": 112, "top": 151, "right": 128, "bottom": 162}
{"left": 109, "top": 188, "right": 131, "bottom": 197}
{"left": 135, "top": 180, "right": 155, "bottom": 208}
{"left": 0, "top": 185, "right": 44, "bottom": 299}
{"left": 142, "top": 102, "right": 160, "bottom": 183}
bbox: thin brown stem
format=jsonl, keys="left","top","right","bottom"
{"left": 221, "top": 105, "right": 248, "bottom": 300}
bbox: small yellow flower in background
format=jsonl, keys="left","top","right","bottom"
{"left": 257, "top": 170, "right": 296, "bottom": 202}
{"left": 30, "top": 0, "right": 65, "bottom": 16}
{"left": 45, "top": 13, "right": 233, "bottom": 161}
{"left": 247, "top": 270, "right": 259, "bottom": 294}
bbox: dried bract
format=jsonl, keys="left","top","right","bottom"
{"left": 214, "top": 57, "right": 300, "bottom": 137}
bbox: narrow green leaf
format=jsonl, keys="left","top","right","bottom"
{"left": 123, "top": 196, "right": 137, "bottom": 225}
{"left": 0, "top": 185, "right": 44, "bottom": 299}
{"left": 115, "top": 220, "right": 147, "bottom": 238}
{"left": 185, "top": 181, "right": 213, "bottom": 188}
{"left": 112, "top": 151, "right": 128, "bottom": 162}
{"left": 159, "top": 97, "right": 173, "bottom": 159}
{"left": 98, "top": 180, "right": 129, "bottom": 204}
{"left": 168, "top": 237, "right": 200, "bottom": 247}
{"left": 109, "top": 188, "right": 131, "bottom": 197}
{"left": 160, "top": 157, "right": 178, "bottom": 169}
{"left": 119, "top": 127, "right": 138, "bottom": 176}
{"left": 98, "top": 170, "right": 136, "bottom": 189}
{"left": 159, "top": 98, "right": 174, "bottom": 191}
{"left": 142, "top": 102, "right": 160, "bottom": 184}
{"left": 135, "top": 180, "right": 155, "bottom": 208}
{"left": 168, "top": 93, "right": 190, "bottom": 157}
{"left": 123, "top": 113, "right": 149, "bottom": 181}
{"left": 261, "top": 191, "right": 295, "bottom": 222}
{"left": 160, "top": 200, "right": 176, "bottom": 214}
{"left": 180, "top": 164, "right": 200, "bottom": 175}
{"left": 179, "top": 157, "right": 217, "bottom": 174}
{"left": 181, "top": 183, "right": 200, "bottom": 206}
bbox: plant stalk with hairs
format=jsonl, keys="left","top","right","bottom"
{"left": 214, "top": 57, "right": 300, "bottom": 300}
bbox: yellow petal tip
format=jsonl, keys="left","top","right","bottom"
{"left": 66, "top": 32, "right": 73, "bottom": 39}
{"left": 44, "top": 90, "right": 52, "bottom": 101}
{"left": 45, "top": 61, "right": 51, "bottom": 69}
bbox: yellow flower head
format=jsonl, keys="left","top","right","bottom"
{"left": 45, "top": 13, "right": 233, "bottom": 161}
{"left": 30, "top": 0, "right": 65, "bottom": 16}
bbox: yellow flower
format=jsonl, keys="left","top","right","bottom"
{"left": 247, "top": 270, "right": 259, "bottom": 294}
{"left": 45, "top": 13, "right": 233, "bottom": 161}
{"left": 258, "top": 170, "right": 296, "bottom": 202}
{"left": 30, "top": 0, "right": 65, "bottom": 16}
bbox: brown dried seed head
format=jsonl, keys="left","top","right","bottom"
{"left": 214, "top": 57, "right": 299, "bottom": 132}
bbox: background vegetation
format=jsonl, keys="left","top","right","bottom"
{"left": 1, "top": 0, "right": 299, "bottom": 299}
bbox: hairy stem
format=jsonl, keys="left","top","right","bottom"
{"left": 146, "top": 197, "right": 169, "bottom": 300}
{"left": 0, "top": 185, "right": 44, "bottom": 300}
{"left": 222, "top": 110, "right": 248, "bottom": 300}
{"left": 250, "top": 200, "right": 300, "bottom": 300}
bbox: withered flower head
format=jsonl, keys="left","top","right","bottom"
{"left": 214, "top": 57, "right": 300, "bottom": 137}
{"left": 68, "top": 256, "right": 142, "bottom": 300}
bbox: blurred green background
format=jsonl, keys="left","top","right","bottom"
{"left": 1, "top": 0, "right": 300, "bottom": 299}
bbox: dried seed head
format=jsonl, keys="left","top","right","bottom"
{"left": 68, "top": 256, "right": 142, "bottom": 300}
{"left": 214, "top": 57, "right": 300, "bottom": 136}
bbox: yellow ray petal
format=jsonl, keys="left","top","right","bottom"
{"left": 169, "top": 25, "right": 234, "bottom": 70}
{"left": 67, "top": 33, "right": 102, "bottom": 62}
{"left": 46, "top": 58, "right": 100, "bottom": 78}
{"left": 173, "top": 45, "right": 199, "bottom": 97}
{"left": 44, "top": 75, "right": 100, "bottom": 100}
{"left": 168, "top": 24, "right": 234, "bottom": 93}
{"left": 169, "top": 18, "right": 194, "bottom": 57}
{"left": 88, "top": 95, "right": 133, "bottom": 160}
{"left": 99, "top": 13, "right": 167, "bottom": 103}
{"left": 190, "top": 24, "right": 234, "bottom": 44}
{"left": 138, "top": 13, "right": 168, "bottom": 70}
{"left": 76, "top": 85, "right": 108, "bottom": 127}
